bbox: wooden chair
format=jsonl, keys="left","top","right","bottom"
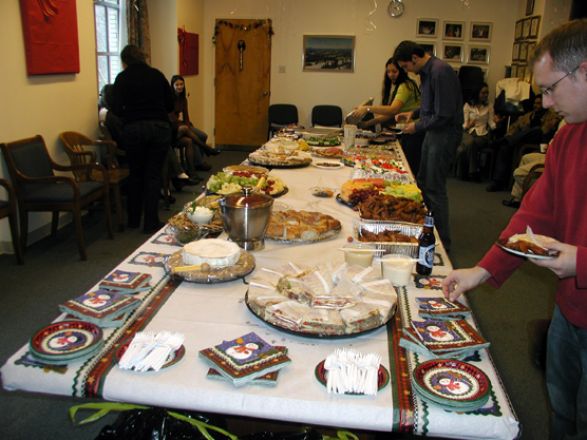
{"left": 59, "top": 131, "right": 129, "bottom": 231}
{"left": 0, "top": 135, "right": 113, "bottom": 261}
{"left": 0, "top": 178, "right": 24, "bottom": 264}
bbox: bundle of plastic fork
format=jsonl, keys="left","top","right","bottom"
{"left": 324, "top": 348, "right": 381, "bottom": 395}
{"left": 118, "top": 331, "right": 184, "bottom": 372}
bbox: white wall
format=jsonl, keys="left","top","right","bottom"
{"left": 200, "top": 0, "right": 521, "bottom": 140}
{"left": 0, "top": 1, "right": 99, "bottom": 251}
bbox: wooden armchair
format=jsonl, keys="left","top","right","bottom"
{"left": 0, "top": 178, "right": 24, "bottom": 264}
{"left": 59, "top": 131, "right": 129, "bottom": 231}
{"left": 0, "top": 135, "right": 113, "bottom": 261}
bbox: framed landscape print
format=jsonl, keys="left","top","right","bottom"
{"left": 443, "top": 21, "right": 465, "bottom": 40}
{"left": 470, "top": 22, "right": 492, "bottom": 42}
{"left": 526, "top": 41, "right": 536, "bottom": 62}
{"left": 519, "top": 41, "right": 529, "bottom": 62}
{"left": 526, "top": 0, "right": 535, "bottom": 16}
{"left": 417, "top": 19, "right": 438, "bottom": 38}
{"left": 468, "top": 46, "right": 490, "bottom": 64}
{"left": 442, "top": 44, "right": 463, "bottom": 62}
{"left": 417, "top": 41, "right": 436, "bottom": 56}
{"left": 302, "top": 35, "right": 355, "bottom": 73}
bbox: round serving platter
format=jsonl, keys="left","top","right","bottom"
{"left": 244, "top": 291, "right": 390, "bottom": 339}
{"left": 165, "top": 250, "right": 255, "bottom": 284}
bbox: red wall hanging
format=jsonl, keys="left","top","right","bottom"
{"left": 178, "top": 28, "right": 199, "bottom": 76}
{"left": 19, "top": 0, "right": 80, "bottom": 75}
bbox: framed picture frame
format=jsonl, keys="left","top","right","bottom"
{"left": 519, "top": 41, "right": 529, "bottom": 62}
{"left": 416, "top": 19, "right": 438, "bottom": 38}
{"left": 526, "top": 41, "right": 536, "bottom": 62}
{"left": 511, "top": 64, "right": 518, "bottom": 78}
{"left": 526, "top": 0, "right": 535, "bottom": 16}
{"left": 529, "top": 16, "right": 541, "bottom": 38}
{"left": 468, "top": 45, "right": 490, "bottom": 64}
{"left": 442, "top": 43, "right": 463, "bottom": 62}
{"left": 517, "top": 63, "right": 527, "bottom": 79}
{"left": 522, "top": 18, "right": 531, "bottom": 39}
{"left": 470, "top": 22, "right": 492, "bottom": 42}
{"left": 417, "top": 41, "right": 436, "bottom": 56}
{"left": 515, "top": 19, "right": 524, "bottom": 40}
{"left": 302, "top": 35, "right": 355, "bottom": 73}
{"left": 512, "top": 42, "right": 521, "bottom": 61}
{"left": 443, "top": 21, "right": 465, "bottom": 40}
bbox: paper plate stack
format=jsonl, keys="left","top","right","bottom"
{"left": 28, "top": 320, "right": 104, "bottom": 365}
{"left": 411, "top": 359, "right": 491, "bottom": 412}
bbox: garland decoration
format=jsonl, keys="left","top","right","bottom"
{"left": 213, "top": 19, "right": 273, "bottom": 44}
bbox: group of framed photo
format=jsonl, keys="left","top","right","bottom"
{"left": 511, "top": 15, "right": 540, "bottom": 80}
{"left": 415, "top": 18, "right": 491, "bottom": 65}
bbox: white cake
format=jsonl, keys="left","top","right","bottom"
{"left": 182, "top": 239, "right": 241, "bottom": 268}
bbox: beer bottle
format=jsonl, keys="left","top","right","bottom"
{"left": 416, "top": 212, "right": 435, "bottom": 275}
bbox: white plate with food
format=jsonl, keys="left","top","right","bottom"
{"left": 496, "top": 231, "right": 559, "bottom": 259}
{"left": 312, "top": 160, "right": 344, "bottom": 170}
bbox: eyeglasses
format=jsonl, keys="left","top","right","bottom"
{"left": 541, "top": 65, "right": 580, "bottom": 96}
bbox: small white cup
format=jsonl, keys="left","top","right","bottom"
{"left": 540, "top": 143, "right": 548, "bottom": 153}
{"left": 343, "top": 124, "right": 357, "bottom": 149}
{"left": 344, "top": 250, "right": 374, "bottom": 268}
{"left": 381, "top": 254, "right": 415, "bottom": 286}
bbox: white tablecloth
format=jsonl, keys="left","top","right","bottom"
{"left": 1, "top": 146, "right": 520, "bottom": 439}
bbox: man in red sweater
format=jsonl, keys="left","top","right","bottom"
{"left": 443, "top": 19, "right": 587, "bottom": 440}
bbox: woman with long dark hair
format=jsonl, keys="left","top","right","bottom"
{"left": 455, "top": 82, "right": 496, "bottom": 181}
{"left": 170, "top": 75, "right": 219, "bottom": 165}
{"left": 351, "top": 57, "right": 424, "bottom": 172}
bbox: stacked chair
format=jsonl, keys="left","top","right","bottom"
{"left": 311, "top": 105, "right": 343, "bottom": 127}
{"left": 1, "top": 135, "right": 113, "bottom": 261}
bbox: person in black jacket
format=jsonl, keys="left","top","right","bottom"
{"left": 112, "top": 45, "right": 174, "bottom": 233}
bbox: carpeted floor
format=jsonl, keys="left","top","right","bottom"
{"left": 0, "top": 149, "right": 553, "bottom": 439}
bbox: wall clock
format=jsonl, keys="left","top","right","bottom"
{"left": 388, "top": 0, "right": 405, "bottom": 18}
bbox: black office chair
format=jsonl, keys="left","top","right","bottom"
{"left": 0, "top": 178, "right": 24, "bottom": 264}
{"left": 311, "top": 105, "right": 343, "bottom": 127}
{"left": 268, "top": 104, "right": 298, "bottom": 139}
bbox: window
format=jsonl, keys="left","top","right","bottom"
{"left": 94, "top": 0, "right": 123, "bottom": 92}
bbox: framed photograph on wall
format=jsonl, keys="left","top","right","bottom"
{"left": 517, "top": 63, "right": 527, "bottom": 79}
{"left": 416, "top": 19, "right": 438, "bottom": 38}
{"left": 519, "top": 41, "right": 529, "bottom": 61}
{"left": 522, "top": 18, "right": 531, "bottom": 39}
{"left": 511, "top": 64, "right": 518, "bottom": 78}
{"left": 417, "top": 41, "right": 436, "bottom": 56}
{"left": 302, "top": 35, "right": 355, "bottom": 73}
{"left": 442, "top": 44, "right": 463, "bottom": 62}
{"left": 526, "top": 41, "right": 536, "bottom": 62}
{"left": 443, "top": 21, "right": 465, "bottom": 40}
{"left": 515, "top": 19, "right": 523, "bottom": 40}
{"left": 470, "top": 22, "right": 492, "bottom": 42}
{"left": 468, "top": 46, "right": 490, "bottom": 64}
{"left": 529, "top": 16, "right": 541, "bottom": 38}
{"left": 526, "top": 0, "right": 535, "bottom": 16}
{"left": 512, "top": 42, "right": 521, "bottom": 61}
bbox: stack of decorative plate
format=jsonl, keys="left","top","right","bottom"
{"left": 411, "top": 359, "right": 491, "bottom": 412}
{"left": 28, "top": 320, "right": 104, "bottom": 365}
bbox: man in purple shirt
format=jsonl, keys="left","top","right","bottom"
{"left": 393, "top": 41, "right": 464, "bottom": 251}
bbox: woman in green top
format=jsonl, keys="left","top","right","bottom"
{"left": 352, "top": 57, "right": 424, "bottom": 172}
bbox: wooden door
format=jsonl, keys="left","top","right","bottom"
{"left": 214, "top": 19, "right": 272, "bottom": 149}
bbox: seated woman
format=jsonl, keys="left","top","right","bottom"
{"left": 170, "top": 75, "right": 219, "bottom": 173}
{"left": 350, "top": 57, "right": 423, "bottom": 172}
{"left": 455, "top": 82, "right": 497, "bottom": 181}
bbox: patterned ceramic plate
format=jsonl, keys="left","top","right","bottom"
{"left": 413, "top": 359, "right": 491, "bottom": 403}
{"left": 314, "top": 359, "right": 390, "bottom": 394}
{"left": 29, "top": 320, "right": 103, "bottom": 359}
{"left": 116, "top": 342, "right": 186, "bottom": 371}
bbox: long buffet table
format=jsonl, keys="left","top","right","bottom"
{"left": 1, "top": 142, "right": 520, "bottom": 439}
